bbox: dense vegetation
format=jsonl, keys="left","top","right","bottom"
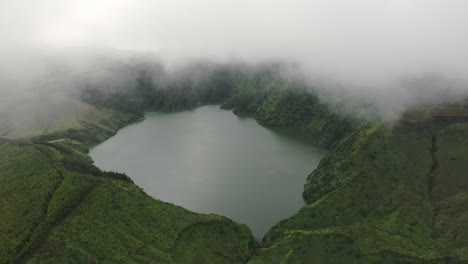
{"left": 80, "top": 62, "right": 356, "bottom": 148}
{"left": 0, "top": 108, "right": 255, "bottom": 264}
{"left": 1, "top": 61, "right": 467, "bottom": 263}
{"left": 253, "top": 120, "right": 468, "bottom": 263}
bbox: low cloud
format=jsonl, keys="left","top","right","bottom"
{"left": 1, "top": 0, "right": 468, "bottom": 126}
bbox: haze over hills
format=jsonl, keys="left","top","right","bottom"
{"left": 0, "top": 0, "right": 468, "bottom": 263}
{"left": 2, "top": 0, "right": 468, "bottom": 120}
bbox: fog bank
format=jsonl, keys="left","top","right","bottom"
{"left": 1, "top": 0, "right": 468, "bottom": 127}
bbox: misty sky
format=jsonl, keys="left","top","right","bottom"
{"left": 2, "top": 0, "right": 468, "bottom": 81}
{"left": 1, "top": 0, "right": 468, "bottom": 125}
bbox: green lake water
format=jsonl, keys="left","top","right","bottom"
{"left": 89, "top": 105, "right": 324, "bottom": 238}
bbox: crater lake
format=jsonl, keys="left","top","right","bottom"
{"left": 89, "top": 105, "right": 324, "bottom": 238}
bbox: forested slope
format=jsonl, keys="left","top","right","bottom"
{"left": 1, "top": 62, "right": 467, "bottom": 263}
{"left": 249, "top": 109, "right": 468, "bottom": 263}
{"left": 0, "top": 109, "right": 254, "bottom": 264}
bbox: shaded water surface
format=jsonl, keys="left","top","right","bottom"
{"left": 90, "top": 106, "right": 324, "bottom": 238}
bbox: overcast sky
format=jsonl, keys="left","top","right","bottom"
{"left": 1, "top": 0, "right": 468, "bottom": 122}
{"left": 1, "top": 0, "right": 467, "bottom": 80}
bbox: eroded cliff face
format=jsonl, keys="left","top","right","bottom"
{"left": 250, "top": 107, "right": 468, "bottom": 263}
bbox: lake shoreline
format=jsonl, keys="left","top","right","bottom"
{"left": 90, "top": 105, "right": 325, "bottom": 238}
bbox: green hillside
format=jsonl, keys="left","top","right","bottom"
{"left": 1, "top": 65, "right": 467, "bottom": 263}
{"left": 0, "top": 110, "right": 255, "bottom": 264}
{"left": 249, "top": 109, "right": 468, "bottom": 263}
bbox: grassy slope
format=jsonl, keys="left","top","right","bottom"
{"left": 0, "top": 108, "right": 255, "bottom": 264}
{"left": 248, "top": 115, "right": 468, "bottom": 263}
{"left": 432, "top": 122, "right": 468, "bottom": 258}
{"left": 0, "top": 98, "right": 101, "bottom": 140}
{"left": 2, "top": 74, "right": 467, "bottom": 264}
{"left": 254, "top": 89, "right": 354, "bottom": 148}
{"left": 205, "top": 86, "right": 468, "bottom": 263}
